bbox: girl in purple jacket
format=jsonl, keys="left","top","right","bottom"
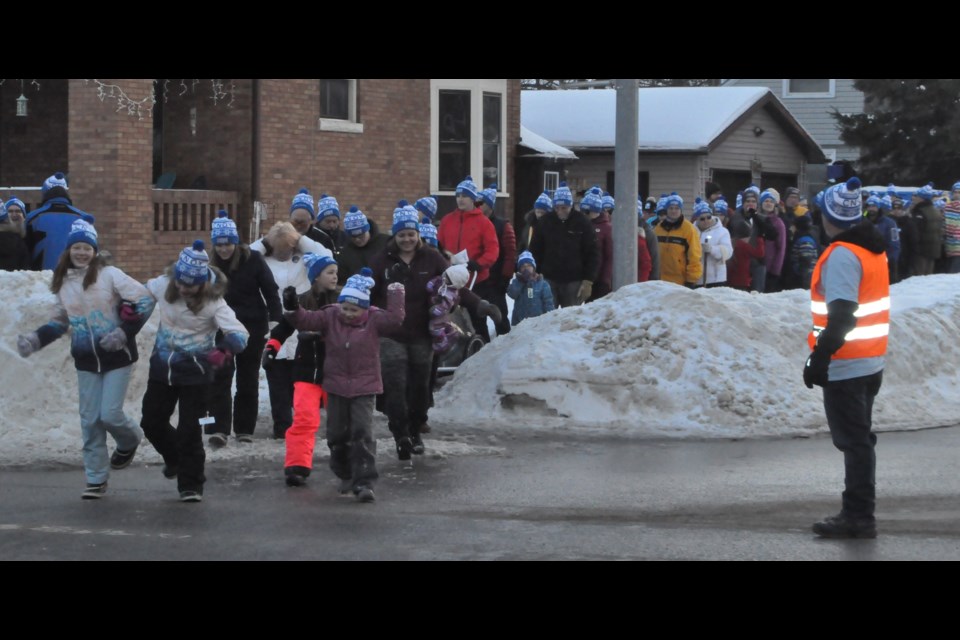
{"left": 282, "top": 268, "right": 405, "bottom": 502}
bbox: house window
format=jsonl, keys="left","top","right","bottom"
{"left": 783, "top": 79, "right": 836, "bottom": 99}
{"left": 319, "top": 79, "right": 363, "bottom": 133}
{"left": 544, "top": 171, "right": 559, "bottom": 192}
{"left": 431, "top": 79, "right": 509, "bottom": 195}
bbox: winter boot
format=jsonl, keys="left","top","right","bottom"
{"left": 110, "top": 445, "right": 138, "bottom": 470}
{"left": 179, "top": 490, "right": 203, "bottom": 503}
{"left": 208, "top": 433, "right": 228, "bottom": 448}
{"left": 410, "top": 432, "right": 425, "bottom": 455}
{"left": 812, "top": 513, "right": 877, "bottom": 539}
{"left": 285, "top": 466, "right": 310, "bottom": 487}
{"left": 236, "top": 433, "right": 254, "bottom": 444}
{"left": 355, "top": 486, "right": 376, "bottom": 503}
{"left": 395, "top": 436, "right": 413, "bottom": 461}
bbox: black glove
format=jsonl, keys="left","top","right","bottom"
{"left": 282, "top": 286, "right": 299, "bottom": 312}
{"left": 760, "top": 219, "right": 779, "bottom": 242}
{"left": 262, "top": 339, "right": 281, "bottom": 370}
{"left": 803, "top": 349, "right": 831, "bottom": 389}
{"left": 467, "top": 260, "right": 481, "bottom": 273}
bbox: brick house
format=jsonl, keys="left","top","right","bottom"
{"left": 0, "top": 79, "right": 521, "bottom": 280}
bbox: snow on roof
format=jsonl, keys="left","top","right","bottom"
{"left": 522, "top": 87, "right": 772, "bottom": 151}
{"left": 519, "top": 125, "right": 578, "bottom": 159}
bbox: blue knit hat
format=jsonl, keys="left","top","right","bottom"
{"left": 290, "top": 189, "right": 315, "bottom": 219}
{"left": 66, "top": 219, "right": 98, "bottom": 252}
{"left": 692, "top": 197, "right": 712, "bottom": 219}
{"left": 303, "top": 252, "right": 337, "bottom": 285}
{"left": 339, "top": 267, "right": 375, "bottom": 308}
{"left": 479, "top": 184, "right": 497, "bottom": 209}
{"left": 714, "top": 199, "right": 729, "bottom": 214}
{"left": 419, "top": 217, "right": 438, "bottom": 247}
{"left": 455, "top": 176, "right": 480, "bottom": 201}
{"left": 952, "top": 181, "right": 960, "bottom": 193}
{"left": 211, "top": 210, "right": 240, "bottom": 245}
{"left": 665, "top": 192, "right": 683, "bottom": 210}
{"left": 601, "top": 193, "right": 615, "bottom": 211}
{"left": 656, "top": 194, "right": 669, "bottom": 213}
{"left": 879, "top": 195, "right": 893, "bottom": 211}
{"left": 865, "top": 195, "right": 882, "bottom": 209}
{"left": 317, "top": 193, "right": 340, "bottom": 220}
{"left": 636, "top": 197, "right": 644, "bottom": 216}
{"left": 935, "top": 198, "right": 947, "bottom": 210}
{"left": 759, "top": 190, "right": 778, "bottom": 207}
{"left": 392, "top": 200, "right": 421, "bottom": 235}
{"left": 580, "top": 186, "right": 603, "bottom": 213}
{"left": 735, "top": 193, "right": 743, "bottom": 209}
{"left": 554, "top": 182, "right": 573, "bottom": 207}
{"left": 0, "top": 200, "right": 6, "bottom": 224}
{"left": 534, "top": 191, "right": 553, "bottom": 212}
{"left": 744, "top": 184, "right": 761, "bottom": 198}
{"left": 42, "top": 172, "right": 68, "bottom": 194}
{"left": 821, "top": 177, "right": 863, "bottom": 229}
{"left": 4, "top": 197, "right": 25, "bottom": 215}
{"left": 343, "top": 206, "right": 370, "bottom": 237}
{"left": 916, "top": 183, "right": 939, "bottom": 200}
{"left": 415, "top": 196, "right": 438, "bottom": 219}
{"left": 175, "top": 240, "right": 210, "bottom": 285}
{"left": 517, "top": 250, "right": 536, "bottom": 270}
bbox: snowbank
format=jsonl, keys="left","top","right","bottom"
{"left": 433, "top": 277, "right": 960, "bottom": 439}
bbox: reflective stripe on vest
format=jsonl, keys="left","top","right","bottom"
{"left": 808, "top": 241, "right": 890, "bottom": 360}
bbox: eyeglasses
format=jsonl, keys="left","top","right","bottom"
{"left": 698, "top": 215, "right": 712, "bottom": 221}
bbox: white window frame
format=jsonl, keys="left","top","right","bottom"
{"left": 824, "top": 149, "right": 838, "bottom": 163}
{"left": 782, "top": 79, "right": 836, "bottom": 99}
{"left": 543, "top": 171, "right": 559, "bottom": 192}
{"left": 319, "top": 79, "right": 363, "bottom": 133}
{"left": 431, "top": 79, "right": 509, "bottom": 196}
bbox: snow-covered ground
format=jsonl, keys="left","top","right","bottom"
{"left": 2, "top": 270, "right": 958, "bottom": 465}
{"left": 435, "top": 277, "right": 960, "bottom": 439}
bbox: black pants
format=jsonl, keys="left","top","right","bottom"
{"left": 209, "top": 332, "right": 265, "bottom": 436}
{"left": 141, "top": 379, "right": 209, "bottom": 494}
{"left": 888, "top": 260, "right": 899, "bottom": 285}
{"left": 265, "top": 359, "right": 295, "bottom": 435}
{"left": 473, "top": 279, "right": 511, "bottom": 340}
{"left": 822, "top": 371, "right": 883, "bottom": 520}
{"left": 546, "top": 279, "right": 581, "bottom": 309}
{"left": 326, "top": 394, "right": 378, "bottom": 491}
{"left": 764, "top": 272, "right": 782, "bottom": 293}
{"left": 380, "top": 338, "right": 433, "bottom": 440}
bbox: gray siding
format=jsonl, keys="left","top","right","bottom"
{"left": 710, "top": 107, "right": 806, "bottom": 175}
{"left": 725, "top": 79, "right": 862, "bottom": 160}
{"left": 565, "top": 153, "right": 702, "bottom": 211}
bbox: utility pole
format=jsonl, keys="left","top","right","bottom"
{"left": 612, "top": 79, "right": 639, "bottom": 290}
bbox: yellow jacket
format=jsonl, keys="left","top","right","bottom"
{"left": 655, "top": 218, "right": 703, "bottom": 285}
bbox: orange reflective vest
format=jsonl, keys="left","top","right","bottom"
{"left": 808, "top": 241, "right": 890, "bottom": 359}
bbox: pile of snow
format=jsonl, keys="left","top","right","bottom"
{"left": 433, "top": 277, "right": 960, "bottom": 439}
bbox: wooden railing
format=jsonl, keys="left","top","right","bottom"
{"left": 152, "top": 189, "right": 239, "bottom": 232}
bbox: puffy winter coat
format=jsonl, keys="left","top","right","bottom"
{"left": 655, "top": 217, "right": 702, "bottom": 286}
{"left": 507, "top": 274, "right": 554, "bottom": 325}
{"left": 437, "top": 207, "right": 499, "bottom": 284}
{"left": 696, "top": 219, "right": 733, "bottom": 285}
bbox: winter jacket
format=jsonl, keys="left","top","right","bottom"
{"left": 912, "top": 201, "right": 944, "bottom": 259}
{"left": 790, "top": 234, "right": 819, "bottom": 290}
{"left": 287, "top": 284, "right": 405, "bottom": 397}
{"left": 637, "top": 232, "right": 652, "bottom": 282}
{"left": 0, "top": 226, "right": 30, "bottom": 271}
{"left": 270, "top": 289, "right": 338, "bottom": 385}
{"left": 528, "top": 209, "right": 600, "bottom": 284}
{"left": 871, "top": 214, "right": 901, "bottom": 263}
{"left": 641, "top": 217, "right": 660, "bottom": 280}
{"left": 943, "top": 202, "right": 960, "bottom": 258}
{"left": 487, "top": 214, "right": 517, "bottom": 284}
{"left": 337, "top": 219, "right": 390, "bottom": 284}
{"left": 250, "top": 234, "right": 331, "bottom": 359}
{"left": 24, "top": 193, "right": 89, "bottom": 270}
{"left": 727, "top": 237, "right": 765, "bottom": 288}
{"left": 894, "top": 213, "right": 919, "bottom": 270}
{"left": 507, "top": 273, "right": 554, "bottom": 325}
{"left": 145, "top": 268, "right": 249, "bottom": 386}
{"left": 35, "top": 263, "right": 155, "bottom": 373}
{"left": 655, "top": 216, "right": 703, "bottom": 286}
{"left": 212, "top": 246, "right": 282, "bottom": 338}
{"left": 696, "top": 219, "right": 733, "bottom": 285}
{"left": 309, "top": 225, "right": 348, "bottom": 266}
{"left": 762, "top": 214, "right": 787, "bottom": 276}
{"left": 437, "top": 207, "right": 500, "bottom": 284}
{"left": 591, "top": 211, "right": 614, "bottom": 292}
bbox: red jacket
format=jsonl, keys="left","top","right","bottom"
{"left": 637, "top": 234, "right": 652, "bottom": 282}
{"left": 727, "top": 237, "right": 765, "bottom": 288}
{"left": 591, "top": 212, "right": 613, "bottom": 289}
{"left": 437, "top": 208, "right": 499, "bottom": 284}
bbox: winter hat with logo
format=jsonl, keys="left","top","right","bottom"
{"left": 952, "top": 181, "right": 960, "bottom": 193}
{"left": 419, "top": 217, "right": 438, "bottom": 247}
{"left": 580, "top": 186, "right": 604, "bottom": 213}
{"left": 211, "top": 210, "right": 240, "bottom": 245}
{"left": 175, "top": 240, "right": 211, "bottom": 285}
{"left": 821, "top": 177, "right": 864, "bottom": 229}
{"left": 879, "top": 195, "right": 893, "bottom": 211}
{"left": 4, "top": 197, "right": 25, "bottom": 215}
{"left": 517, "top": 250, "right": 536, "bottom": 271}
{"left": 303, "top": 252, "right": 337, "bottom": 285}
{"left": 916, "top": 183, "right": 939, "bottom": 201}
{"left": 553, "top": 182, "right": 573, "bottom": 207}
{"left": 66, "top": 218, "right": 98, "bottom": 251}
{"left": 865, "top": 195, "right": 882, "bottom": 209}
{"left": 744, "top": 184, "right": 761, "bottom": 199}
{"left": 692, "top": 197, "right": 712, "bottom": 219}
{"left": 392, "top": 200, "right": 421, "bottom": 235}
{"left": 343, "top": 206, "right": 371, "bottom": 237}
{"left": 601, "top": 193, "right": 615, "bottom": 211}
{"left": 42, "top": 172, "right": 68, "bottom": 194}
{"left": 656, "top": 194, "right": 669, "bottom": 213}
{"left": 415, "top": 196, "right": 438, "bottom": 219}
{"left": 759, "top": 189, "right": 779, "bottom": 207}
{"left": 534, "top": 191, "right": 553, "bottom": 212}
{"left": 455, "top": 176, "right": 480, "bottom": 201}
{"left": 339, "top": 267, "right": 376, "bottom": 308}
{"left": 714, "top": 199, "right": 730, "bottom": 215}
{"left": 317, "top": 194, "right": 340, "bottom": 220}
{"left": 665, "top": 192, "right": 683, "bottom": 210}
{"left": 290, "top": 188, "right": 315, "bottom": 219}
{"left": 479, "top": 184, "right": 498, "bottom": 209}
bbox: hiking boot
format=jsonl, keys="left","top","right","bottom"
{"left": 235, "top": 433, "right": 254, "bottom": 444}
{"left": 355, "top": 486, "right": 376, "bottom": 503}
{"left": 395, "top": 437, "right": 413, "bottom": 461}
{"left": 208, "top": 433, "right": 228, "bottom": 448}
{"left": 162, "top": 464, "right": 178, "bottom": 479}
{"left": 179, "top": 490, "right": 203, "bottom": 503}
{"left": 284, "top": 466, "right": 310, "bottom": 487}
{"left": 82, "top": 482, "right": 108, "bottom": 500}
{"left": 110, "top": 446, "right": 138, "bottom": 470}
{"left": 410, "top": 432, "right": 425, "bottom": 455}
{"left": 812, "top": 513, "right": 877, "bottom": 539}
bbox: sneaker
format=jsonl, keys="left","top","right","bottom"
{"left": 395, "top": 437, "right": 413, "bottom": 461}
{"left": 82, "top": 482, "right": 108, "bottom": 500}
{"left": 208, "top": 433, "right": 228, "bottom": 448}
{"left": 285, "top": 473, "right": 307, "bottom": 487}
{"left": 355, "top": 486, "right": 376, "bottom": 503}
{"left": 162, "top": 464, "right": 178, "bottom": 479}
{"left": 110, "top": 446, "right": 138, "bottom": 470}
{"left": 410, "top": 433, "right": 425, "bottom": 455}
{"left": 179, "top": 490, "right": 203, "bottom": 503}
{"left": 812, "top": 513, "right": 877, "bottom": 539}
{"left": 236, "top": 434, "right": 254, "bottom": 444}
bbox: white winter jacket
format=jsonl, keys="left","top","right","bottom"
{"left": 697, "top": 219, "right": 733, "bottom": 285}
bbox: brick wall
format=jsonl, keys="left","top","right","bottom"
{"left": 0, "top": 79, "right": 68, "bottom": 187}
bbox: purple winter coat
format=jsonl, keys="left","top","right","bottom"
{"left": 286, "top": 285, "right": 405, "bottom": 397}
{"left": 763, "top": 214, "right": 787, "bottom": 276}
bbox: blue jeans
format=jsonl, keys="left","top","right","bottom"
{"left": 77, "top": 366, "right": 143, "bottom": 484}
